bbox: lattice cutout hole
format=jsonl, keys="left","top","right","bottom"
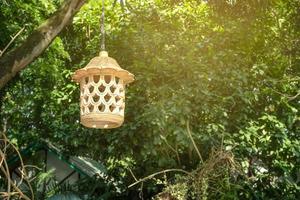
{"left": 98, "top": 104, "right": 105, "bottom": 112}
{"left": 104, "top": 93, "right": 111, "bottom": 102}
{"left": 109, "top": 104, "right": 116, "bottom": 112}
{"left": 84, "top": 96, "right": 89, "bottom": 104}
{"left": 88, "top": 104, "right": 94, "bottom": 112}
{"left": 115, "top": 95, "right": 121, "bottom": 103}
{"left": 92, "top": 95, "right": 100, "bottom": 103}
{"left": 115, "top": 77, "right": 120, "bottom": 84}
{"left": 119, "top": 87, "right": 124, "bottom": 94}
{"left": 110, "top": 85, "right": 116, "bottom": 93}
{"left": 84, "top": 77, "right": 89, "bottom": 84}
{"left": 88, "top": 85, "right": 94, "bottom": 93}
{"left": 119, "top": 105, "right": 124, "bottom": 113}
{"left": 98, "top": 84, "right": 105, "bottom": 93}
{"left": 94, "top": 75, "right": 100, "bottom": 83}
{"left": 104, "top": 75, "right": 111, "bottom": 84}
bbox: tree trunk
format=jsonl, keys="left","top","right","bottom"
{"left": 0, "top": 0, "right": 87, "bottom": 89}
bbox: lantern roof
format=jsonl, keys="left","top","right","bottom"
{"left": 72, "top": 51, "right": 134, "bottom": 84}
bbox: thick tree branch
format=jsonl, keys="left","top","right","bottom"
{"left": 0, "top": 0, "right": 87, "bottom": 89}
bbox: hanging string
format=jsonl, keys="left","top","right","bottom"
{"left": 100, "top": 0, "right": 105, "bottom": 51}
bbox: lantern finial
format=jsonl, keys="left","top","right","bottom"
{"left": 99, "top": 51, "right": 108, "bottom": 57}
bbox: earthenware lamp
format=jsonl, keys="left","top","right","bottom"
{"left": 72, "top": 0, "right": 134, "bottom": 129}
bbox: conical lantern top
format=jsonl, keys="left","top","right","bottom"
{"left": 72, "top": 51, "right": 134, "bottom": 84}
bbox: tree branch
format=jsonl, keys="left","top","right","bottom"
{"left": 0, "top": 0, "right": 87, "bottom": 89}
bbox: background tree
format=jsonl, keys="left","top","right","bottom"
{"left": 0, "top": 0, "right": 299, "bottom": 199}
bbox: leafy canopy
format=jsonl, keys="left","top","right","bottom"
{"left": 0, "top": 0, "right": 299, "bottom": 199}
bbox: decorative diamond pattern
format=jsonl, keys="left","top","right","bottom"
{"left": 80, "top": 75, "right": 125, "bottom": 116}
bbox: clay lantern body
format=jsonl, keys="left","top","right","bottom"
{"left": 72, "top": 51, "right": 134, "bottom": 129}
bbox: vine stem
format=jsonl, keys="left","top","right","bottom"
{"left": 186, "top": 120, "right": 204, "bottom": 163}
{"left": 128, "top": 169, "right": 190, "bottom": 188}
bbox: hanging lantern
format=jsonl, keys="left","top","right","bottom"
{"left": 72, "top": 51, "right": 134, "bottom": 129}
{"left": 72, "top": 0, "right": 134, "bottom": 129}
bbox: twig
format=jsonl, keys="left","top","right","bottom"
{"left": 128, "top": 169, "right": 190, "bottom": 188}
{"left": 0, "top": 132, "right": 34, "bottom": 200}
{"left": 269, "top": 87, "right": 300, "bottom": 101}
{"left": 128, "top": 168, "right": 138, "bottom": 181}
{"left": 160, "top": 134, "right": 181, "bottom": 165}
{"left": 0, "top": 149, "right": 11, "bottom": 200}
{"left": 0, "top": 166, "right": 31, "bottom": 200}
{"left": 186, "top": 121, "right": 204, "bottom": 163}
{"left": 9, "top": 138, "right": 34, "bottom": 200}
{"left": 0, "top": 27, "right": 25, "bottom": 57}
{"left": 139, "top": 182, "right": 144, "bottom": 200}
{"left": 288, "top": 91, "right": 300, "bottom": 101}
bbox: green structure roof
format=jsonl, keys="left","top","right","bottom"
{"left": 8, "top": 141, "right": 108, "bottom": 179}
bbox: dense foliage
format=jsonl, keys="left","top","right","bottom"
{"left": 0, "top": 0, "right": 299, "bottom": 199}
